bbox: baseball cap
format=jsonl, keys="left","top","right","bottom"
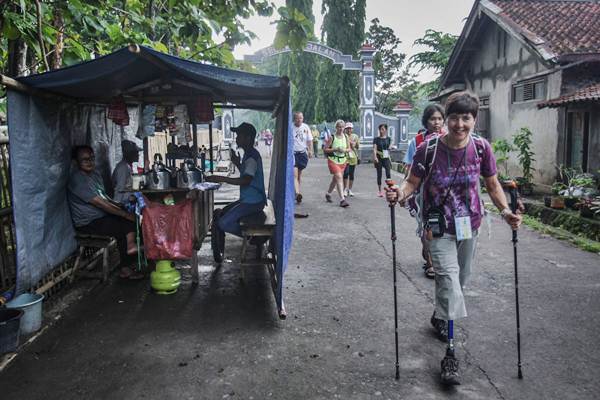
{"left": 231, "top": 122, "right": 257, "bottom": 137}
{"left": 344, "top": 122, "right": 354, "bottom": 129}
{"left": 121, "top": 139, "right": 142, "bottom": 153}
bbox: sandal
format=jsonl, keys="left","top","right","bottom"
{"left": 119, "top": 266, "right": 133, "bottom": 279}
{"left": 423, "top": 263, "right": 435, "bottom": 279}
{"left": 128, "top": 271, "right": 145, "bottom": 280}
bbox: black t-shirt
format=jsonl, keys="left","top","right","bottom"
{"left": 373, "top": 136, "right": 391, "bottom": 153}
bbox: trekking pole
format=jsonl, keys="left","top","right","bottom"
{"left": 385, "top": 179, "right": 400, "bottom": 380}
{"left": 507, "top": 181, "right": 524, "bottom": 379}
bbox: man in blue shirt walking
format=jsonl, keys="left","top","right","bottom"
{"left": 206, "top": 122, "right": 267, "bottom": 237}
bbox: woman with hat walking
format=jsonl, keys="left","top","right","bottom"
{"left": 324, "top": 120, "right": 350, "bottom": 207}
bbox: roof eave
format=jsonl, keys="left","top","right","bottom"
{"left": 439, "top": 0, "right": 560, "bottom": 93}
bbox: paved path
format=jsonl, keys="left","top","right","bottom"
{"left": 1, "top": 158, "right": 599, "bottom": 399}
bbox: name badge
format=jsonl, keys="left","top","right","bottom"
{"left": 382, "top": 150, "right": 390, "bottom": 159}
{"left": 454, "top": 216, "right": 473, "bottom": 241}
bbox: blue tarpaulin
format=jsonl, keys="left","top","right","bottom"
{"left": 7, "top": 46, "right": 294, "bottom": 311}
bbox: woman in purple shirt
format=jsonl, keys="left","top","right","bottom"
{"left": 386, "top": 91, "right": 522, "bottom": 386}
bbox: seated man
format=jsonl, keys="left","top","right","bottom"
{"left": 206, "top": 123, "right": 267, "bottom": 238}
{"left": 112, "top": 139, "right": 141, "bottom": 204}
{"left": 68, "top": 145, "right": 140, "bottom": 279}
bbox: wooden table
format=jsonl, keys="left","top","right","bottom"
{"left": 135, "top": 188, "right": 214, "bottom": 283}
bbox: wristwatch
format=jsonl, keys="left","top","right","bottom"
{"left": 500, "top": 208, "right": 511, "bottom": 218}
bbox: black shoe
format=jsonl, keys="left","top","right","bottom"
{"left": 440, "top": 348, "right": 461, "bottom": 385}
{"left": 430, "top": 313, "right": 448, "bottom": 342}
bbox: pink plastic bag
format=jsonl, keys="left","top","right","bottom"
{"left": 142, "top": 198, "right": 194, "bottom": 260}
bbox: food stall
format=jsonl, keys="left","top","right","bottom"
{"left": 1, "top": 45, "right": 294, "bottom": 316}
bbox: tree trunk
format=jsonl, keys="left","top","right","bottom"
{"left": 34, "top": 0, "right": 50, "bottom": 72}
{"left": 52, "top": 8, "right": 64, "bottom": 70}
{"left": 7, "top": 39, "right": 28, "bottom": 77}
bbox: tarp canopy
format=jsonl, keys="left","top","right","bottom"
{"left": 18, "top": 45, "right": 286, "bottom": 111}
{"left": 7, "top": 46, "right": 294, "bottom": 312}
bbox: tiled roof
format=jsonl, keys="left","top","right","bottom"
{"left": 491, "top": 0, "right": 600, "bottom": 57}
{"left": 538, "top": 82, "right": 600, "bottom": 108}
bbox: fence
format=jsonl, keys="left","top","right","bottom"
{"left": 0, "top": 136, "right": 16, "bottom": 294}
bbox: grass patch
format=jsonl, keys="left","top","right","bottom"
{"left": 485, "top": 203, "right": 600, "bottom": 254}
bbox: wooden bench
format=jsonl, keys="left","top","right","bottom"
{"left": 71, "top": 234, "right": 120, "bottom": 283}
{"left": 238, "top": 200, "right": 278, "bottom": 298}
{"left": 33, "top": 234, "right": 120, "bottom": 298}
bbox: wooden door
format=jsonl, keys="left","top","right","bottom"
{"left": 567, "top": 111, "right": 590, "bottom": 172}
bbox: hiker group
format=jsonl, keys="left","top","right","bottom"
{"left": 291, "top": 111, "right": 396, "bottom": 208}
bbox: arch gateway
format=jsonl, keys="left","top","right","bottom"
{"left": 244, "top": 41, "right": 411, "bottom": 151}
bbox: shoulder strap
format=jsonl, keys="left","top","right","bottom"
{"left": 471, "top": 133, "right": 486, "bottom": 161}
{"left": 424, "top": 136, "right": 439, "bottom": 178}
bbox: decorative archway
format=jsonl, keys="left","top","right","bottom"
{"left": 244, "top": 41, "right": 377, "bottom": 140}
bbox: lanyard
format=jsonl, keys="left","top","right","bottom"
{"left": 446, "top": 138, "right": 472, "bottom": 214}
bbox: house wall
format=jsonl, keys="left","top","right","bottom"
{"left": 460, "top": 21, "right": 561, "bottom": 184}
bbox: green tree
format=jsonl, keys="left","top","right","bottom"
{"left": 0, "top": 0, "right": 277, "bottom": 77}
{"left": 408, "top": 29, "right": 458, "bottom": 95}
{"left": 276, "top": 0, "right": 320, "bottom": 123}
{"left": 366, "top": 18, "right": 416, "bottom": 115}
{"left": 314, "top": 0, "right": 365, "bottom": 122}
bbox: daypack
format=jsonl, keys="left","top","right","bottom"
{"left": 411, "top": 133, "right": 489, "bottom": 237}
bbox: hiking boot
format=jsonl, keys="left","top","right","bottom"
{"left": 440, "top": 348, "right": 461, "bottom": 385}
{"left": 340, "top": 199, "right": 349, "bottom": 208}
{"left": 430, "top": 313, "right": 448, "bottom": 342}
{"left": 325, "top": 193, "right": 332, "bottom": 203}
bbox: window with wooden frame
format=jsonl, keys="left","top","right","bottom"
{"left": 476, "top": 96, "right": 490, "bottom": 139}
{"left": 512, "top": 78, "right": 546, "bottom": 103}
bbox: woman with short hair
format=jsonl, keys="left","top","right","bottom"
{"left": 386, "top": 91, "right": 522, "bottom": 385}
{"left": 324, "top": 119, "right": 350, "bottom": 207}
{"left": 67, "top": 145, "right": 140, "bottom": 279}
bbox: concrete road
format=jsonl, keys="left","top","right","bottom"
{"left": 1, "top": 158, "right": 599, "bottom": 399}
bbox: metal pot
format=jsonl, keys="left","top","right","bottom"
{"left": 146, "top": 157, "right": 171, "bottom": 190}
{"left": 177, "top": 160, "right": 203, "bottom": 189}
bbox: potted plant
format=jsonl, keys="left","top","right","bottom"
{"left": 571, "top": 174, "right": 598, "bottom": 197}
{"left": 558, "top": 165, "right": 580, "bottom": 209}
{"left": 590, "top": 196, "right": 600, "bottom": 219}
{"left": 492, "top": 138, "right": 513, "bottom": 182}
{"left": 550, "top": 181, "right": 566, "bottom": 209}
{"left": 513, "top": 127, "right": 536, "bottom": 196}
{"left": 577, "top": 198, "right": 595, "bottom": 219}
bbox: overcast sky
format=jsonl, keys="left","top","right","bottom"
{"left": 233, "top": 0, "right": 475, "bottom": 82}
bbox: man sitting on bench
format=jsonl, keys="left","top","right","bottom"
{"left": 206, "top": 122, "right": 267, "bottom": 238}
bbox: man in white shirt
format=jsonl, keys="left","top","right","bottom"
{"left": 293, "top": 111, "right": 313, "bottom": 203}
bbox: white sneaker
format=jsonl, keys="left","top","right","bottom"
{"left": 343, "top": 189, "right": 349, "bottom": 197}
{"left": 348, "top": 190, "right": 354, "bottom": 197}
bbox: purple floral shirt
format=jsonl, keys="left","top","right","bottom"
{"left": 411, "top": 136, "right": 496, "bottom": 234}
